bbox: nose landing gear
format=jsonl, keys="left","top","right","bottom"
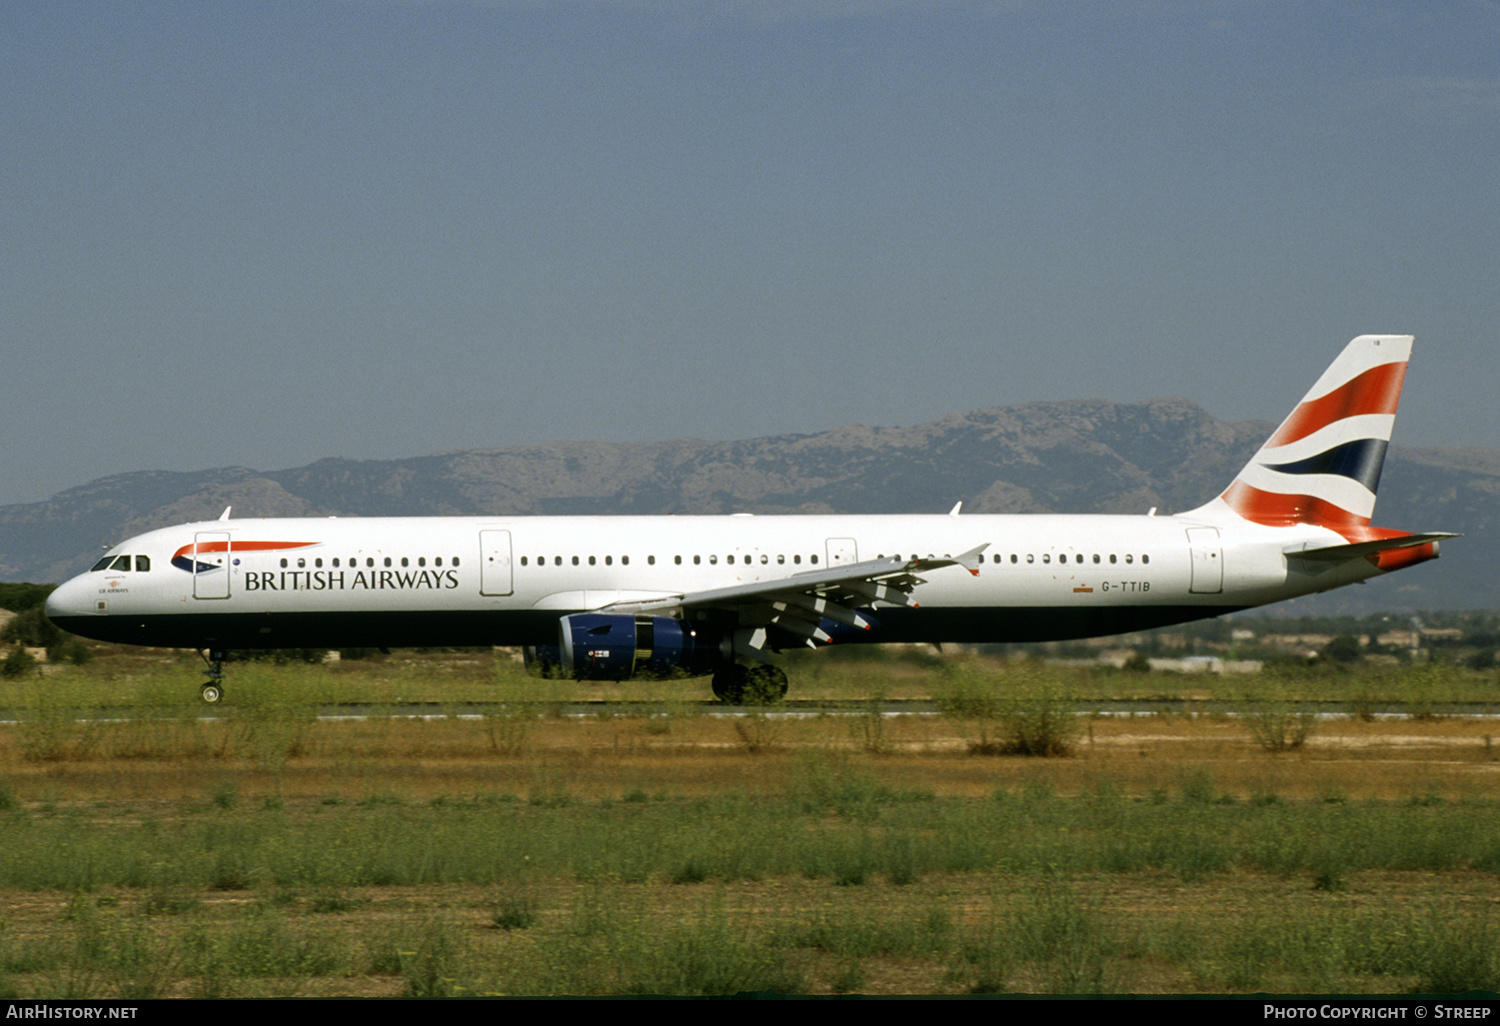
{"left": 198, "top": 649, "right": 227, "bottom": 703}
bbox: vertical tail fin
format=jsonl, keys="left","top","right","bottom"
{"left": 1202, "top": 334, "right": 1412, "bottom": 532}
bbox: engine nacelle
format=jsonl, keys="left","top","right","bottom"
{"left": 558, "top": 614, "right": 720, "bottom": 681}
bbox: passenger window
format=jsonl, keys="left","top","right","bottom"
{"left": 298, "top": 558, "right": 306, "bottom": 568}
{"left": 135, "top": 555, "right": 151, "bottom": 572}
{"left": 1043, "top": 554, "right": 1051, "bottom": 564}
{"left": 709, "top": 555, "right": 718, "bottom": 565}
{"left": 604, "top": 556, "right": 612, "bottom": 566}
{"left": 793, "top": 555, "right": 801, "bottom": 564}
{"left": 554, "top": 557, "right": 562, "bottom": 566}
{"left": 589, "top": 556, "right": 596, "bottom": 565}
{"left": 419, "top": 557, "right": 426, "bottom": 567}
{"left": 452, "top": 558, "right": 460, "bottom": 566}
{"left": 520, "top": 557, "right": 528, "bottom": 566}
{"left": 280, "top": 558, "right": 288, "bottom": 569}
{"left": 694, "top": 556, "right": 701, "bottom": 565}
{"left": 777, "top": 555, "right": 785, "bottom": 564}
{"left": 400, "top": 557, "right": 408, "bottom": 568}
{"left": 1110, "top": 555, "right": 1117, "bottom": 564}
{"left": 622, "top": 556, "right": 630, "bottom": 566}
{"left": 811, "top": 555, "right": 819, "bottom": 564}
{"left": 1027, "top": 554, "right": 1034, "bottom": 564}
{"left": 572, "top": 556, "right": 580, "bottom": 566}
{"left": 1125, "top": 554, "right": 1134, "bottom": 564}
{"left": 1142, "top": 554, "right": 1150, "bottom": 565}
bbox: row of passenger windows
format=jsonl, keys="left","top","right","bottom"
{"left": 512, "top": 551, "right": 1150, "bottom": 568}
{"left": 519, "top": 553, "right": 823, "bottom": 567}
{"left": 279, "top": 556, "right": 460, "bottom": 569}
{"left": 984, "top": 552, "right": 1149, "bottom": 565}
{"left": 91, "top": 548, "right": 1148, "bottom": 575}
{"left": 91, "top": 555, "right": 150, "bottom": 572}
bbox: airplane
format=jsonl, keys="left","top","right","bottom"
{"left": 44, "top": 334, "right": 1453, "bottom": 704}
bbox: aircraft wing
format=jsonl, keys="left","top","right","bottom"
{"left": 601, "top": 544, "right": 989, "bottom": 648}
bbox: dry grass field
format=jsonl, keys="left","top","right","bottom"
{"left": 1, "top": 651, "right": 1498, "bottom": 997}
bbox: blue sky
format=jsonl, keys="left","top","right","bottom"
{"left": 3, "top": 1, "right": 1496, "bottom": 509}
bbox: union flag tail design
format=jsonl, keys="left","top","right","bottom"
{"left": 1213, "top": 334, "right": 1412, "bottom": 533}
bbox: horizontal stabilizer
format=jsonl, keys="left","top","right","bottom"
{"left": 1284, "top": 532, "right": 1459, "bottom": 562}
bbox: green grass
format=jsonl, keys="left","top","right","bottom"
{"left": 10, "top": 644, "right": 1500, "bottom": 712}
{"left": 4, "top": 651, "right": 1500, "bottom": 995}
{"left": 3, "top": 779, "right": 1500, "bottom": 891}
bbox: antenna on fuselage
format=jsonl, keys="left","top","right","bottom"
{"left": 219, "top": 507, "right": 232, "bottom": 521}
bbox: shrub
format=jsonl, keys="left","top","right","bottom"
{"left": 2, "top": 605, "right": 62, "bottom": 648}
{"left": 1319, "top": 635, "right": 1363, "bottom": 664}
{"left": 1, "top": 646, "right": 38, "bottom": 679}
{"left": 941, "top": 666, "right": 1082, "bottom": 757}
{"left": 1242, "top": 682, "right": 1318, "bottom": 752}
{"left": 995, "top": 677, "right": 1083, "bottom": 756}
{"left": 48, "top": 638, "right": 93, "bottom": 665}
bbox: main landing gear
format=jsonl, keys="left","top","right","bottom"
{"left": 710, "top": 663, "right": 789, "bottom": 705}
{"left": 198, "top": 649, "right": 227, "bottom": 704}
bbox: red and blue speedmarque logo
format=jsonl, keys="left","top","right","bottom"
{"left": 171, "top": 541, "right": 319, "bottom": 575}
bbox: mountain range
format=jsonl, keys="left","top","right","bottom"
{"left": 3, "top": 397, "right": 1492, "bottom": 613}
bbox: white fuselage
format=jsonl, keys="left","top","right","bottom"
{"left": 45, "top": 510, "right": 1371, "bottom": 653}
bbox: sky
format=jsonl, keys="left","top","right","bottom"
{"left": 3, "top": 1, "right": 1497, "bottom": 509}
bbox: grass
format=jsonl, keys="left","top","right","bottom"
{"left": 2, "top": 652, "right": 1500, "bottom": 995}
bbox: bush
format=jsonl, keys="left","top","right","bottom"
{"left": 995, "top": 677, "right": 1083, "bottom": 757}
{"left": 48, "top": 638, "right": 93, "bottom": 666}
{"left": 1319, "top": 635, "right": 1363, "bottom": 664}
{"left": 1242, "top": 676, "right": 1318, "bottom": 751}
{"left": 1, "top": 646, "right": 38, "bottom": 679}
{"left": 0, "top": 583, "right": 54, "bottom": 613}
{"left": 2, "top": 606, "right": 62, "bottom": 649}
{"left": 942, "top": 666, "right": 1082, "bottom": 757}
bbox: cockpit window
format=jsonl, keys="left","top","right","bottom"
{"left": 110, "top": 555, "right": 132, "bottom": 572}
{"left": 91, "top": 556, "right": 115, "bottom": 572}
{"left": 135, "top": 555, "right": 151, "bottom": 572}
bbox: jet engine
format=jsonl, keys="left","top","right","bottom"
{"left": 553, "top": 613, "right": 720, "bottom": 681}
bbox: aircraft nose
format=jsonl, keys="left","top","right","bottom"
{"left": 44, "top": 574, "right": 98, "bottom": 631}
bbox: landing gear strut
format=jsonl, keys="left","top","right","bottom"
{"left": 711, "top": 663, "right": 788, "bottom": 705}
{"left": 198, "top": 649, "right": 227, "bottom": 704}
